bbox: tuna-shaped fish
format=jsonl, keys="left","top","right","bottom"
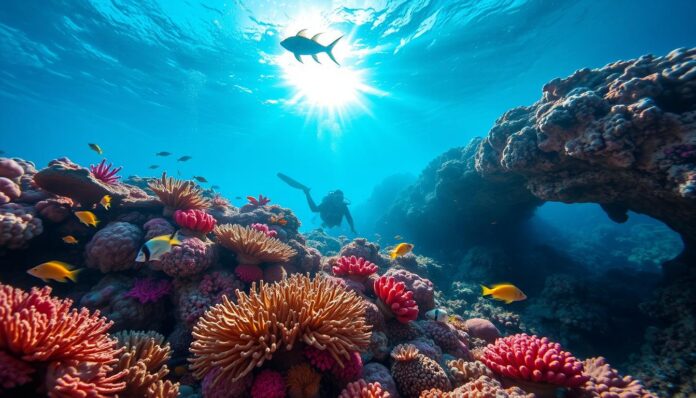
{"left": 280, "top": 29, "right": 342, "bottom": 65}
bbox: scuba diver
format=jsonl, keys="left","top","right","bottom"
{"left": 277, "top": 173, "right": 356, "bottom": 234}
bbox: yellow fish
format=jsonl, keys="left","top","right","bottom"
{"left": 27, "top": 261, "right": 83, "bottom": 283}
{"left": 390, "top": 242, "right": 414, "bottom": 259}
{"left": 88, "top": 143, "right": 103, "bottom": 155}
{"left": 100, "top": 195, "right": 111, "bottom": 210}
{"left": 481, "top": 283, "right": 527, "bottom": 304}
{"left": 136, "top": 232, "right": 181, "bottom": 262}
{"left": 62, "top": 235, "right": 79, "bottom": 244}
{"left": 75, "top": 211, "right": 99, "bottom": 227}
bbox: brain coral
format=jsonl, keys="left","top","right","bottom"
{"left": 575, "top": 357, "right": 656, "bottom": 398}
{"left": 189, "top": 274, "right": 371, "bottom": 388}
{"left": 85, "top": 221, "right": 143, "bottom": 272}
{"left": 150, "top": 235, "right": 216, "bottom": 278}
{"left": 390, "top": 344, "right": 451, "bottom": 398}
{"left": 0, "top": 203, "right": 43, "bottom": 249}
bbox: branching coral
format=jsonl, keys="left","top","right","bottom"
{"left": 189, "top": 274, "right": 371, "bottom": 388}
{"left": 480, "top": 334, "right": 588, "bottom": 387}
{"left": 148, "top": 173, "right": 209, "bottom": 215}
{"left": 247, "top": 194, "right": 271, "bottom": 206}
{"left": 374, "top": 276, "right": 419, "bottom": 323}
{"left": 214, "top": 223, "right": 296, "bottom": 264}
{"left": 0, "top": 284, "right": 125, "bottom": 395}
{"left": 339, "top": 379, "right": 392, "bottom": 398}
{"left": 174, "top": 209, "right": 216, "bottom": 234}
{"left": 110, "top": 330, "right": 178, "bottom": 398}
{"left": 124, "top": 278, "right": 172, "bottom": 304}
{"left": 287, "top": 363, "right": 322, "bottom": 398}
{"left": 89, "top": 159, "right": 123, "bottom": 185}
{"left": 333, "top": 255, "right": 379, "bottom": 282}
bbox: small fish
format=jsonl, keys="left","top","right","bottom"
{"left": 173, "top": 365, "right": 187, "bottom": 377}
{"left": 27, "top": 261, "right": 83, "bottom": 283}
{"left": 235, "top": 196, "right": 242, "bottom": 200}
{"left": 156, "top": 151, "right": 172, "bottom": 156}
{"left": 481, "top": 283, "right": 527, "bottom": 304}
{"left": 193, "top": 176, "right": 208, "bottom": 183}
{"left": 75, "top": 211, "right": 99, "bottom": 227}
{"left": 394, "top": 235, "right": 403, "bottom": 240}
{"left": 136, "top": 232, "right": 181, "bottom": 262}
{"left": 211, "top": 185, "right": 220, "bottom": 190}
{"left": 149, "top": 165, "right": 160, "bottom": 169}
{"left": 177, "top": 156, "right": 192, "bottom": 162}
{"left": 62, "top": 235, "right": 79, "bottom": 244}
{"left": 100, "top": 195, "right": 111, "bottom": 210}
{"left": 390, "top": 243, "right": 414, "bottom": 259}
{"left": 425, "top": 308, "right": 449, "bottom": 323}
{"left": 280, "top": 29, "right": 342, "bottom": 65}
{"left": 88, "top": 143, "right": 103, "bottom": 155}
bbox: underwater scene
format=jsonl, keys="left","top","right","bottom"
{"left": 1, "top": 0, "right": 695, "bottom": 397}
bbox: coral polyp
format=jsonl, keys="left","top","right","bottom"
{"left": 89, "top": 159, "right": 123, "bottom": 185}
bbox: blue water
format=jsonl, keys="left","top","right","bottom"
{"left": 1, "top": 0, "right": 695, "bottom": 232}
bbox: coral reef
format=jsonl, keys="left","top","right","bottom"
{"left": 423, "top": 375, "right": 533, "bottom": 398}
{"left": 148, "top": 173, "right": 209, "bottom": 215}
{"left": 287, "top": 363, "right": 322, "bottom": 398}
{"left": 340, "top": 380, "right": 392, "bottom": 398}
{"left": 85, "top": 221, "right": 143, "bottom": 272}
{"left": 374, "top": 275, "right": 419, "bottom": 323}
{"left": 448, "top": 358, "right": 495, "bottom": 386}
{"left": 124, "top": 278, "right": 172, "bottom": 304}
{"left": 89, "top": 159, "right": 122, "bottom": 185}
{"left": 333, "top": 255, "right": 379, "bottom": 282}
{"left": 150, "top": 235, "right": 216, "bottom": 278}
{"left": 251, "top": 369, "right": 286, "bottom": 398}
{"left": 573, "top": 357, "right": 656, "bottom": 398}
{"left": 174, "top": 208, "right": 216, "bottom": 235}
{"left": 214, "top": 223, "right": 296, "bottom": 264}
{"left": 390, "top": 344, "right": 451, "bottom": 398}
{"left": 0, "top": 203, "right": 43, "bottom": 249}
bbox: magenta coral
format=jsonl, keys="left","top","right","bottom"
{"left": 124, "top": 278, "right": 172, "bottom": 304}
{"left": 480, "top": 333, "right": 589, "bottom": 387}
{"left": 304, "top": 345, "right": 337, "bottom": 371}
{"left": 143, "top": 217, "right": 175, "bottom": 240}
{"left": 333, "top": 256, "right": 378, "bottom": 282}
{"left": 202, "top": 367, "right": 253, "bottom": 398}
{"left": 89, "top": 159, "right": 122, "bottom": 185}
{"left": 0, "top": 351, "right": 34, "bottom": 389}
{"left": 85, "top": 221, "right": 143, "bottom": 273}
{"left": 246, "top": 194, "right": 271, "bottom": 206}
{"left": 151, "top": 236, "right": 215, "bottom": 278}
{"left": 332, "top": 351, "right": 363, "bottom": 382}
{"left": 374, "top": 275, "right": 419, "bottom": 324}
{"left": 234, "top": 263, "right": 263, "bottom": 283}
{"left": 250, "top": 222, "right": 278, "bottom": 238}
{"left": 174, "top": 209, "right": 216, "bottom": 234}
{"left": 251, "top": 369, "right": 286, "bottom": 398}
{"left": 339, "top": 380, "right": 391, "bottom": 398}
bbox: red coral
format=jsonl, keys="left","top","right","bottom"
{"left": 373, "top": 276, "right": 419, "bottom": 323}
{"left": 304, "top": 345, "right": 336, "bottom": 371}
{"left": 174, "top": 209, "right": 217, "bottom": 234}
{"left": 332, "top": 351, "right": 363, "bottom": 382}
{"left": 246, "top": 194, "right": 270, "bottom": 206}
{"left": 333, "top": 256, "right": 378, "bottom": 281}
{"left": 234, "top": 263, "right": 263, "bottom": 283}
{"left": 124, "top": 278, "right": 172, "bottom": 304}
{"left": 251, "top": 369, "right": 285, "bottom": 398}
{"left": 89, "top": 159, "right": 122, "bottom": 185}
{"left": 480, "top": 333, "right": 589, "bottom": 387}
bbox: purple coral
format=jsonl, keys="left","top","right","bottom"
{"left": 176, "top": 271, "right": 243, "bottom": 326}
{"left": 250, "top": 222, "right": 277, "bottom": 237}
{"left": 385, "top": 268, "right": 436, "bottom": 312}
{"left": 34, "top": 196, "right": 74, "bottom": 223}
{"left": 0, "top": 203, "right": 43, "bottom": 249}
{"left": 124, "top": 278, "right": 172, "bottom": 304}
{"left": 421, "top": 320, "right": 470, "bottom": 359}
{"left": 0, "top": 177, "right": 20, "bottom": 204}
{"left": 143, "top": 217, "right": 175, "bottom": 240}
{"left": 0, "top": 158, "right": 24, "bottom": 179}
{"left": 85, "top": 222, "right": 143, "bottom": 272}
{"left": 150, "top": 235, "right": 216, "bottom": 278}
{"left": 89, "top": 159, "right": 122, "bottom": 185}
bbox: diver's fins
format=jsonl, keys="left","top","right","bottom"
{"left": 325, "top": 36, "right": 342, "bottom": 66}
{"left": 277, "top": 173, "right": 310, "bottom": 191}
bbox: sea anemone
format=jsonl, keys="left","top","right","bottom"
{"left": 374, "top": 275, "right": 419, "bottom": 323}
{"left": 287, "top": 363, "right": 321, "bottom": 398}
{"left": 480, "top": 334, "right": 588, "bottom": 388}
{"left": 0, "top": 284, "right": 125, "bottom": 394}
{"left": 214, "top": 223, "right": 296, "bottom": 264}
{"left": 333, "top": 255, "right": 378, "bottom": 282}
{"left": 188, "top": 274, "right": 371, "bottom": 388}
{"left": 174, "top": 208, "right": 217, "bottom": 234}
{"left": 109, "top": 330, "right": 179, "bottom": 398}
{"left": 89, "top": 159, "right": 122, "bottom": 185}
{"left": 148, "top": 173, "right": 209, "bottom": 215}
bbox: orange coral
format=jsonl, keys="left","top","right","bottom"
{"left": 110, "top": 330, "right": 178, "bottom": 398}
{"left": 214, "top": 223, "right": 296, "bottom": 264}
{"left": 148, "top": 173, "right": 209, "bottom": 215}
{"left": 189, "top": 274, "right": 371, "bottom": 389}
{"left": 0, "top": 284, "right": 125, "bottom": 396}
{"left": 286, "top": 363, "right": 321, "bottom": 398}
{"left": 339, "top": 379, "right": 392, "bottom": 398}
{"left": 448, "top": 359, "right": 494, "bottom": 386}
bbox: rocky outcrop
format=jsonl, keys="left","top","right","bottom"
{"left": 475, "top": 48, "right": 696, "bottom": 270}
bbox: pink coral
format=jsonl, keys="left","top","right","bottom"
{"left": 374, "top": 275, "right": 419, "bottom": 323}
{"left": 34, "top": 196, "right": 74, "bottom": 223}
{"left": 202, "top": 367, "right": 253, "bottom": 398}
{"left": 333, "top": 256, "right": 378, "bottom": 282}
{"left": 332, "top": 351, "right": 363, "bottom": 382}
{"left": 422, "top": 320, "right": 469, "bottom": 358}
{"left": 480, "top": 333, "right": 589, "bottom": 387}
{"left": 384, "top": 268, "right": 435, "bottom": 312}
{"left": 177, "top": 271, "right": 244, "bottom": 326}
{"left": 251, "top": 222, "right": 278, "bottom": 237}
{"left": 339, "top": 380, "right": 391, "bottom": 398}
{"left": 304, "top": 345, "right": 337, "bottom": 371}
{"left": 464, "top": 318, "right": 501, "bottom": 344}
{"left": 0, "top": 177, "right": 20, "bottom": 204}
{"left": 0, "top": 158, "right": 24, "bottom": 179}
{"left": 151, "top": 236, "right": 216, "bottom": 278}
{"left": 234, "top": 263, "right": 263, "bottom": 283}
{"left": 251, "top": 369, "right": 286, "bottom": 398}
{"left": 247, "top": 194, "right": 271, "bottom": 206}
{"left": 89, "top": 159, "right": 122, "bottom": 185}
{"left": 174, "top": 209, "right": 216, "bottom": 234}
{"left": 574, "top": 357, "right": 656, "bottom": 398}
{"left": 85, "top": 222, "right": 143, "bottom": 273}
{"left": 143, "top": 217, "right": 175, "bottom": 240}
{"left": 124, "top": 278, "right": 172, "bottom": 304}
{"left": 0, "top": 203, "right": 43, "bottom": 249}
